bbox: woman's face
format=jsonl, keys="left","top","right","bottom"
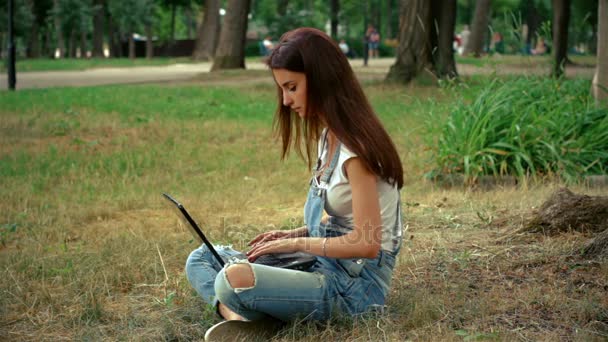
{"left": 272, "top": 68, "right": 307, "bottom": 118}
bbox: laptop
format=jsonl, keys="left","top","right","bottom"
{"left": 162, "top": 193, "right": 317, "bottom": 270}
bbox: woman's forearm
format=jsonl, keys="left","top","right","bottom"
{"left": 287, "top": 226, "right": 309, "bottom": 238}
{"left": 295, "top": 231, "right": 380, "bottom": 259}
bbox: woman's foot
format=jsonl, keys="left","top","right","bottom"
{"left": 204, "top": 319, "right": 284, "bottom": 342}
{"left": 218, "top": 303, "right": 245, "bottom": 321}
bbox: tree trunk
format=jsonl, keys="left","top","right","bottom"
{"left": 193, "top": 0, "right": 221, "bottom": 61}
{"left": 330, "top": 0, "right": 340, "bottom": 39}
{"left": 146, "top": 25, "right": 153, "bottom": 59}
{"left": 386, "top": 0, "right": 393, "bottom": 39}
{"left": 68, "top": 29, "right": 76, "bottom": 58}
{"left": 431, "top": 0, "right": 457, "bottom": 79}
{"left": 464, "top": 0, "right": 490, "bottom": 57}
{"left": 128, "top": 34, "right": 135, "bottom": 59}
{"left": 552, "top": 0, "right": 571, "bottom": 77}
{"left": 92, "top": 0, "right": 105, "bottom": 58}
{"left": 211, "top": 0, "right": 251, "bottom": 71}
{"left": 0, "top": 33, "right": 4, "bottom": 59}
{"left": 54, "top": 0, "right": 65, "bottom": 58}
{"left": 525, "top": 1, "right": 540, "bottom": 49}
{"left": 43, "top": 26, "right": 52, "bottom": 58}
{"left": 170, "top": 3, "right": 176, "bottom": 43}
{"left": 28, "top": 18, "right": 40, "bottom": 58}
{"left": 107, "top": 10, "right": 122, "bottom": 58}
{"left": 593, "top": 0, "right": 608, "bottom": 104}
{"left": 26, "top": 0, "right": 39, "bottom": 58}
{"left": 386, "top": 0, "right": 433, "bottom": 83}
{"left": 79, "top": 30, "right": 87, "bottom": 58}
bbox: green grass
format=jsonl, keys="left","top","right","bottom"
{"left": 428, "top": 77, "right": 608, "bottom": 183}
{"left": 0, "top": 57, "right": 197, "bottom": 73}
{"left": 1, "top": 78, "right": 607, "bottom": 341}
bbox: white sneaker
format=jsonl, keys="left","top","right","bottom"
{"left": 204, "top": 319, "right": 283, "bottom": 342}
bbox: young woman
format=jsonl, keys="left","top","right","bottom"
{"left": 186, "top": 27, "right": 404, "bottom": 340}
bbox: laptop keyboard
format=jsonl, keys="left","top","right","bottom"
{"left": 253, "top": 254, "right": 281, "bottom": 266}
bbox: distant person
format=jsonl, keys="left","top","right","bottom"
{"left": 261, "top": 36, "right": 274, "bottom": 56}
{"left": 532, "top": 37, "right": 547, "bottom": 55}
{"left": 491, "top": 32, "right": 504, "bottom": 55}
{"left": 363, "top": 24, "right": 374, "bottom": 66}
{"left": 459, "top": 25, "right": 471, "bottom": 55}
{"left": 369, "top": 27, "right": 380, "bottom": 58}
{"left": 339, "top": 39, "right": 354, "bottom": 58}
{"left": 454, "top": 34, "right": 462, "bottom": 53}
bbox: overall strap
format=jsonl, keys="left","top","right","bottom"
{"left": 320, "top": 140, "right": 341, "bottom": 185}
{"left": 315, "top": 129, "right": 330, "bottom": 172}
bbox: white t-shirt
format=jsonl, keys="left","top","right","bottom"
{"left": 317, "top": 131, "right": 402, "bottom": 252}
{"left": 263, "top": 39, "right": 273, "bottom": 50}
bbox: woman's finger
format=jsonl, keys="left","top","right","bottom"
{"left": 248, "top": 232, "right": 271, "bottom": 246}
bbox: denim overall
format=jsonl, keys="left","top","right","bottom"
{"left": 185, "top": 138, "right": 402, "bottom": 322}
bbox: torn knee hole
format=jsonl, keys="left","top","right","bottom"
{"left": 225, "top": 263, "right": 255, "bottom": 290}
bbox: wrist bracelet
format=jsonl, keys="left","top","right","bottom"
{"left": 322, "top": 237, "right": 328, "bottom": 257}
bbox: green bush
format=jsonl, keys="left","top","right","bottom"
{"left": 428, "top": 77, "right": 608, "bottom": 183}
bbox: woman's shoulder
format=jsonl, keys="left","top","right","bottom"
{"left": 338, "top": 141, "right": 357, "bottom": 160}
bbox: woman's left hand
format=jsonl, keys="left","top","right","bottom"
{"left": 246, "top": 238, "right": 300, "bottom": 262}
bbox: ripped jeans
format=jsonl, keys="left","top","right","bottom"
{"left": 185, "top": 243, "right": 397, "bottom": 322}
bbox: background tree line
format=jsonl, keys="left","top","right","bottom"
{"left": 0, "top": 0, "right": 600, "bottom": 61}
{"left": 1, "top": 0, "right": 606, "bottom": 100}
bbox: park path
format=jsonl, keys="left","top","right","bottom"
{"left": 0, "top": 57, "right": 595, "bottom": 90}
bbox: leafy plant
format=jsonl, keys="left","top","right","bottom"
{"left": 429, "top": 77, "right": 608, "bottom": 183}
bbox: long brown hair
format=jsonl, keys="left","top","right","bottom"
{"left": 266, "top": 27, "right": 403, "bottom": 189}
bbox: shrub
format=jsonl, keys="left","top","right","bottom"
{"left": 428, "top": 77, "right": 608, "bottom": 183}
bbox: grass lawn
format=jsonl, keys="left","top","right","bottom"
{"left": 0, "top": 57, "right": 198, "bottom": 73}
{"left": 2, "top": 54, "right": 597, "bottom": 73}
{"left": 0, "top": 77, "right": 606, "bottom": 341}
{"left": 455, "top": 54, "right": 597, "bottom": 68}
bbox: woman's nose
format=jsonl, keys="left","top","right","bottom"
{"left": 282, "top": 91, "right": 293, "bottom": 106}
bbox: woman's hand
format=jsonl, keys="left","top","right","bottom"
{"left": 248, "top": 230, "right": 291, "bottom": 247}
{"left": 246, "top": 238, "right": 301, "bottom": 262}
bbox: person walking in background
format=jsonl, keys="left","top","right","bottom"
{"left": 368, "top": 26, "right": 380, "bottom": 59}
{"left": 459, "top": 25, "right": 471, "bottom": 55}
{"left": 532, "top": 37, "right": 547, "bottom": 55}
{"left": 339, "top": 39, "right": 354, "bottom": 58}
{"left": 490, "top": 32, "right": 505, "bottom": 55}
{"left": 363, "top": 24, "right": 373, "bottom": 66}
{"left": 261, "top": 36, "right": 274, "bottom": 56}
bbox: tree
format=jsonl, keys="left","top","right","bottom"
{"left": 192, "top": 0, "right": 220, "bottom": 61}
{"left": 330, "top": 0, "right": 339, "bottom": 39}
{"left": 26, "top": 0, "right": 52, "bottom": 58}
{"left": 143, "top": 2, "right": 158, "bottom": 59}
{"left": 108, "top": 0, "right": 152, "bottom": 59}
{"left": 464, "top": 0, "right": 491, "bottom": 57}
{"left": 552, "top": 0, "right": 571, "bottom": 77}
{"left": 386, "top": 0, "right": 395, "bottom": 39}
{"left": 162, "top": 0, "right": 192, "bottom": 44}
{"left": 386, "top": 0, "right": 458, "bottom": 84}
{"left": 53, "top": 0, "right": 66, "bottom": 58}
{"left": 92, "top": 0, "right": 105, "bottom": 57}
{"left": 431, "top": 0, "right": 457, "bottom": 78}
{"left": 53, "top": 0, "right": 93, "bottom": 58}
{"left": 593, "top": 0, "right": 607, "bottom": 104}
{"left": 211, "top": 0, "right": 251, "bottom": 71}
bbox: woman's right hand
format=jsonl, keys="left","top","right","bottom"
{"left": 248, "top": 230, "right": 291, "bottom": 247}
